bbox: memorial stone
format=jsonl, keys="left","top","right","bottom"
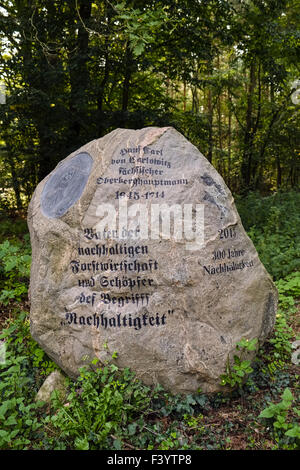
{"left": 28, "top": 127, "right": 277, "bottom": 394}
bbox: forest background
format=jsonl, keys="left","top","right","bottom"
{"left": 0, "top": 0, "right": 299, "bottom": 208}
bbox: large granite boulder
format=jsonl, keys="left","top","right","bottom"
{"left": 27, "top": 127, "right": 277, "bottom": 394}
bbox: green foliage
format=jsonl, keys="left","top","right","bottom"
{"left": 183, "top": 413, "right": 203, "bottom": 428}
{"left": 250, "top": 270, "right": 298, "bottom": 384}
{"left": 236, "top": 192, "right": 300, "bottom": 280}
{"left": 157, "top": 432, "right": 181, "bottom": 451}
{"left": 220, "top": 338, "right": 258, "bottom": 389}
{"left": 45, "top": 360, "right": 151, "bottom": 450}
{"left": 259, "top": 388, "right": 300, "bottom": 449}
{"left": 0, "top": 312, "right": 56, "bottom": 449}
{"left": 151, "top": 383, "right": 208, "bottom": 417}
{"left": 0, "top": 236, "right": 31, "bottom": 305}
{"left": 259, "top": 272, "right": 299, "bottom": 379}
{"left": 0, "top": 218, "right": 28, "bottom": 239}
{"left": 114, "top": 3, "right": 169, "bottom": 57}
{"left": 269, "top": 312, "right": 294, "bottom": 361}
{"left": 0, "top": 354, "right": 44, "bottom": 449}
{"left": 276, "top": 272, "right": 300, "bottom": 298}
{"left": 28, "top": 339, "right": 58, "bottom": 377}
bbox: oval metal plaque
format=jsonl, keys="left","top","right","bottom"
{"left": 41, "top": 152, "right": 93, "bottom": 218}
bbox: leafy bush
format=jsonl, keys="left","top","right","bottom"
{"left": 269, "top": 273, "right": 299, "bottom": 361}
{"left": 259, "top": 388, "right": 300, "bottom": 449}
{"left": 0, "top": 352, "right": 44, "bottom": 449}
{"left": 236, "top": 191, "right": 300, "bottom": 279}
{"left": 45, "top": 360, "right": 152, "bottom": 450}
{"left": 256, "top": 273, "right": 298, "bottom": 379}
{"left": 0, "top": 237, "right": 31, "bottom": 305}
{"left": 0, "top": 312, "right": 54, "bottom": 449}
{"left": 0, "top": 217, "right": 28, "bottom": 240}
{"left": 276, "top": 272, "right": 300, "bottom": 298}
{"left": 220, "top": 338, "right": 258, "bottom": 389}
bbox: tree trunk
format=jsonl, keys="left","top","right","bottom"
{"left": 227, "top": 89, "right": 232, "bottom": 188}
{"left": 191, "top": 86, "right": 199, "bottom": 114}
{"left": 7, "top": 154, "right": 22, "bottom": 211}
{"left": 68, "top": 0, "right": 92, "bottom": 141}
{"left": 207, "top": 87, "right": 213, "bottom": 163}
{"left": 97, "top": 4, "right": 113, "bottom": 136}
{"left": 122, "top": 44, "right": 133, "bottom": 113}
{"left": 241, "top": 61, "right": 256, "bottom": 190}
{"left": 217, "top": 88, "right": 223, "bottom": 175}
{"left": 276, "top": 155, "right": 282, "bottom": 188}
